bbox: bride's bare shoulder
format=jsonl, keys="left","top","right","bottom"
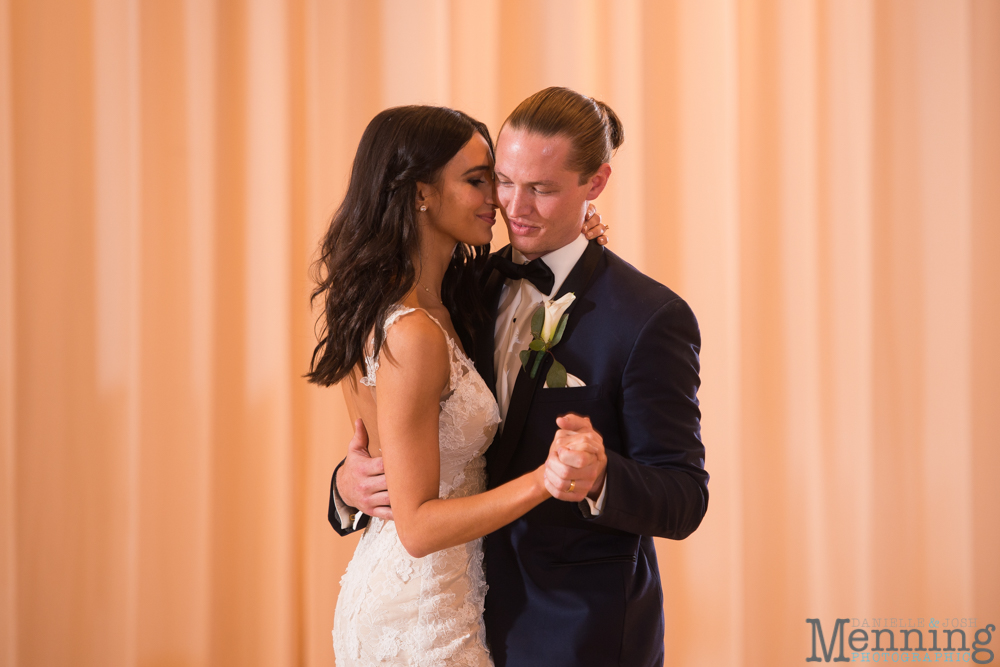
{"left": 379, "top": 309, "right": 450, "bottom": 382}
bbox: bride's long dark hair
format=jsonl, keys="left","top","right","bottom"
{"left": 307, "top": 106, "right": 493, "bottom": 387}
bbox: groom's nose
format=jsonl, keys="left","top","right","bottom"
{"left": 505, "top": 186, "right": 532, "bottom": 218}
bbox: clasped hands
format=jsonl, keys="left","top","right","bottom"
{"left": 542, "top": 413, "right": 607, "bottom": 503}
{"left": 337, "top": 413, "right": 607, "bottom": 520}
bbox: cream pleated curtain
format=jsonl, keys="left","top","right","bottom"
{"left": 2, "top": 1, "right": 998, "bottom": 665}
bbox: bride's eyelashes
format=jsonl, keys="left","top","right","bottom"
{"left": 467, "top": 172, "right": 494, "bottom": 188}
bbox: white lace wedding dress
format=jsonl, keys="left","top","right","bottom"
{"left": 332, "top": 306, "right": 500, "bottom": 667}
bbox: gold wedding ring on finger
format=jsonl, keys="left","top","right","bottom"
{"left": 567, "top": 480, "right": 576, "bottom": 493}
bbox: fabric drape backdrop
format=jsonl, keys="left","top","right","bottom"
{"left": 2, "top": 1, "right": 998, "bottom": 665}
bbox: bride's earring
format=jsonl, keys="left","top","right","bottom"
{"left": 419, "top": 205, "right": 427, "bottom": 212}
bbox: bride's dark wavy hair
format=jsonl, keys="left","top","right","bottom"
{"left": 307, "top": 105, "right": 493, "bottom": 387}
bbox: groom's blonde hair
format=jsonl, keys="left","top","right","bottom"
{"left": 501, "top": 87, "right": 624, "bottom": 183}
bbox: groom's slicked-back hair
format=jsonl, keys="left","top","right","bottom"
{"left": 502, "top": 86, "right": 625, "bottom": 183}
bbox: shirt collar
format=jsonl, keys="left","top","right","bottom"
{"left": 510, "top": 233, "right": 589, "bottom": 299}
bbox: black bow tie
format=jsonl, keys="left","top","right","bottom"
{"left": 492, "top": 255, "right": 555, "bottom": 296}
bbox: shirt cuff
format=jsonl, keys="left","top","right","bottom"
{"left": 580, "top": 477, "right": 608, "bottom": 517}
{"left": 332, "top": 472, "right": 361, "bottom": 530}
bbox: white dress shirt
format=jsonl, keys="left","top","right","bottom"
{"left": 492, "top": 232, "right": 606, "bottom": 515}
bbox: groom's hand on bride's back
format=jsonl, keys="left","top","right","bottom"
{"left": 543, "top": 414, "right": 608, "bottom": 503}
{"left": 337, "top": 419, "right": 393, "bottom": 520}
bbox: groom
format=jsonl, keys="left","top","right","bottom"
{"left": 330, "top": 87, "right": 708, "bottom": 666}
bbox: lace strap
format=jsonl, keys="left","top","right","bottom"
{"left": 359, "top": 306, "right": 456, "bottom": 387}
{"left": 384, "top": 305, "right": 419, "bottom": 331}
{"left": 414, "top": 310, "right": 464, "bottom": 393}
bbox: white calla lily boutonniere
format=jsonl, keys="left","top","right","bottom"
{"left": 519, "top": 292, "right": 576, "bottom": 388}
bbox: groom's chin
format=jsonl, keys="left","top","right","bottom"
{"left": 506, "top": 228, "right": 543, "bottom": 255}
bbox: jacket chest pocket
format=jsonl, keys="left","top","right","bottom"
{"left": 533, "top": 383, "right": 602, "bottom": 403}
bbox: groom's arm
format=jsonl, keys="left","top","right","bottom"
{"left": 327, "top": 419, "right": 392, "bottom": 536}
{"left": 329, "top": 460, "right": 368, "bottom": 536}
{"left": 585, "top": 296, "right": 708, "bottom": 540}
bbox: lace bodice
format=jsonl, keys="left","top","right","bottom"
{"left": 333, "top": 306, "right": 500, "bottom": 666}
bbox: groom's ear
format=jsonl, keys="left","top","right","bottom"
{"left": 583, "top": 163, "right": 612, "bottom": 201}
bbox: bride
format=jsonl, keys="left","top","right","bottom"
{"left": 307, "top": 106, "right": 606, "bottom": 666}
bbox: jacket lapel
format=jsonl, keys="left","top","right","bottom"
{"left": 474, "top": 246, "right": 511, "bottom": 399}
{"left": 486, "top": 240, "right": 604, "bottom": 484}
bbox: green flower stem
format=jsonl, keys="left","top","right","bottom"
{"left": 529, "top": 348, "right": 545, "bottom": 379}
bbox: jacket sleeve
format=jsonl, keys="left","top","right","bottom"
{"left": 583, "top": 296, "right": 709, "bottom": 539}
{"left": 328, "top": 458, "right": 370, "bottom": 536}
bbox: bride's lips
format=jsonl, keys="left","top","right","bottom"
{"left": 477, "top": 213, "right": 496, "bottom": 226}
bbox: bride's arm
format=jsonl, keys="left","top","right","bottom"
{"left": 376, "top": 313, "right": 551, "bottom": 559}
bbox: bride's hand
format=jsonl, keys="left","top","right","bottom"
{"left": 543, "top": 416, "right": 604, "bottom": 502}
{"left": 582, "top": 203, "right": 609, "bottom": 245}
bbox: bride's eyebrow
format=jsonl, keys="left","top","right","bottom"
{"left": 461, "top": 165, "right": 491, "bottom": 176}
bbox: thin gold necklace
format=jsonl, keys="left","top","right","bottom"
{"left": 417, "top": 281, "right": 443, "bottom": 305}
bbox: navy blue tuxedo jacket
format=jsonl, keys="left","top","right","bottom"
{"left": 474, "top": 241, "right": 707, "bottom": 666}
{"left": 328, "top": 240, "right": 708, "bottom": 666}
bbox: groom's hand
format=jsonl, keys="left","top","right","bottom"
{"left": 544, "top": 413, "right": 607, "bottom": 503}
{"left": 337, "top": 419, "right": 393, "bottom": 520}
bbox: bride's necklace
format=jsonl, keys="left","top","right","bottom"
{"left": 417, "top": 281, "right": 443, "bottom": 305}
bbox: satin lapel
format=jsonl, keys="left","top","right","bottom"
{"left": 474, "top": 245, "right": 510, "bottom": 399}
{"left": 486, "top": 240, "right": 604, "bottom": 484}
